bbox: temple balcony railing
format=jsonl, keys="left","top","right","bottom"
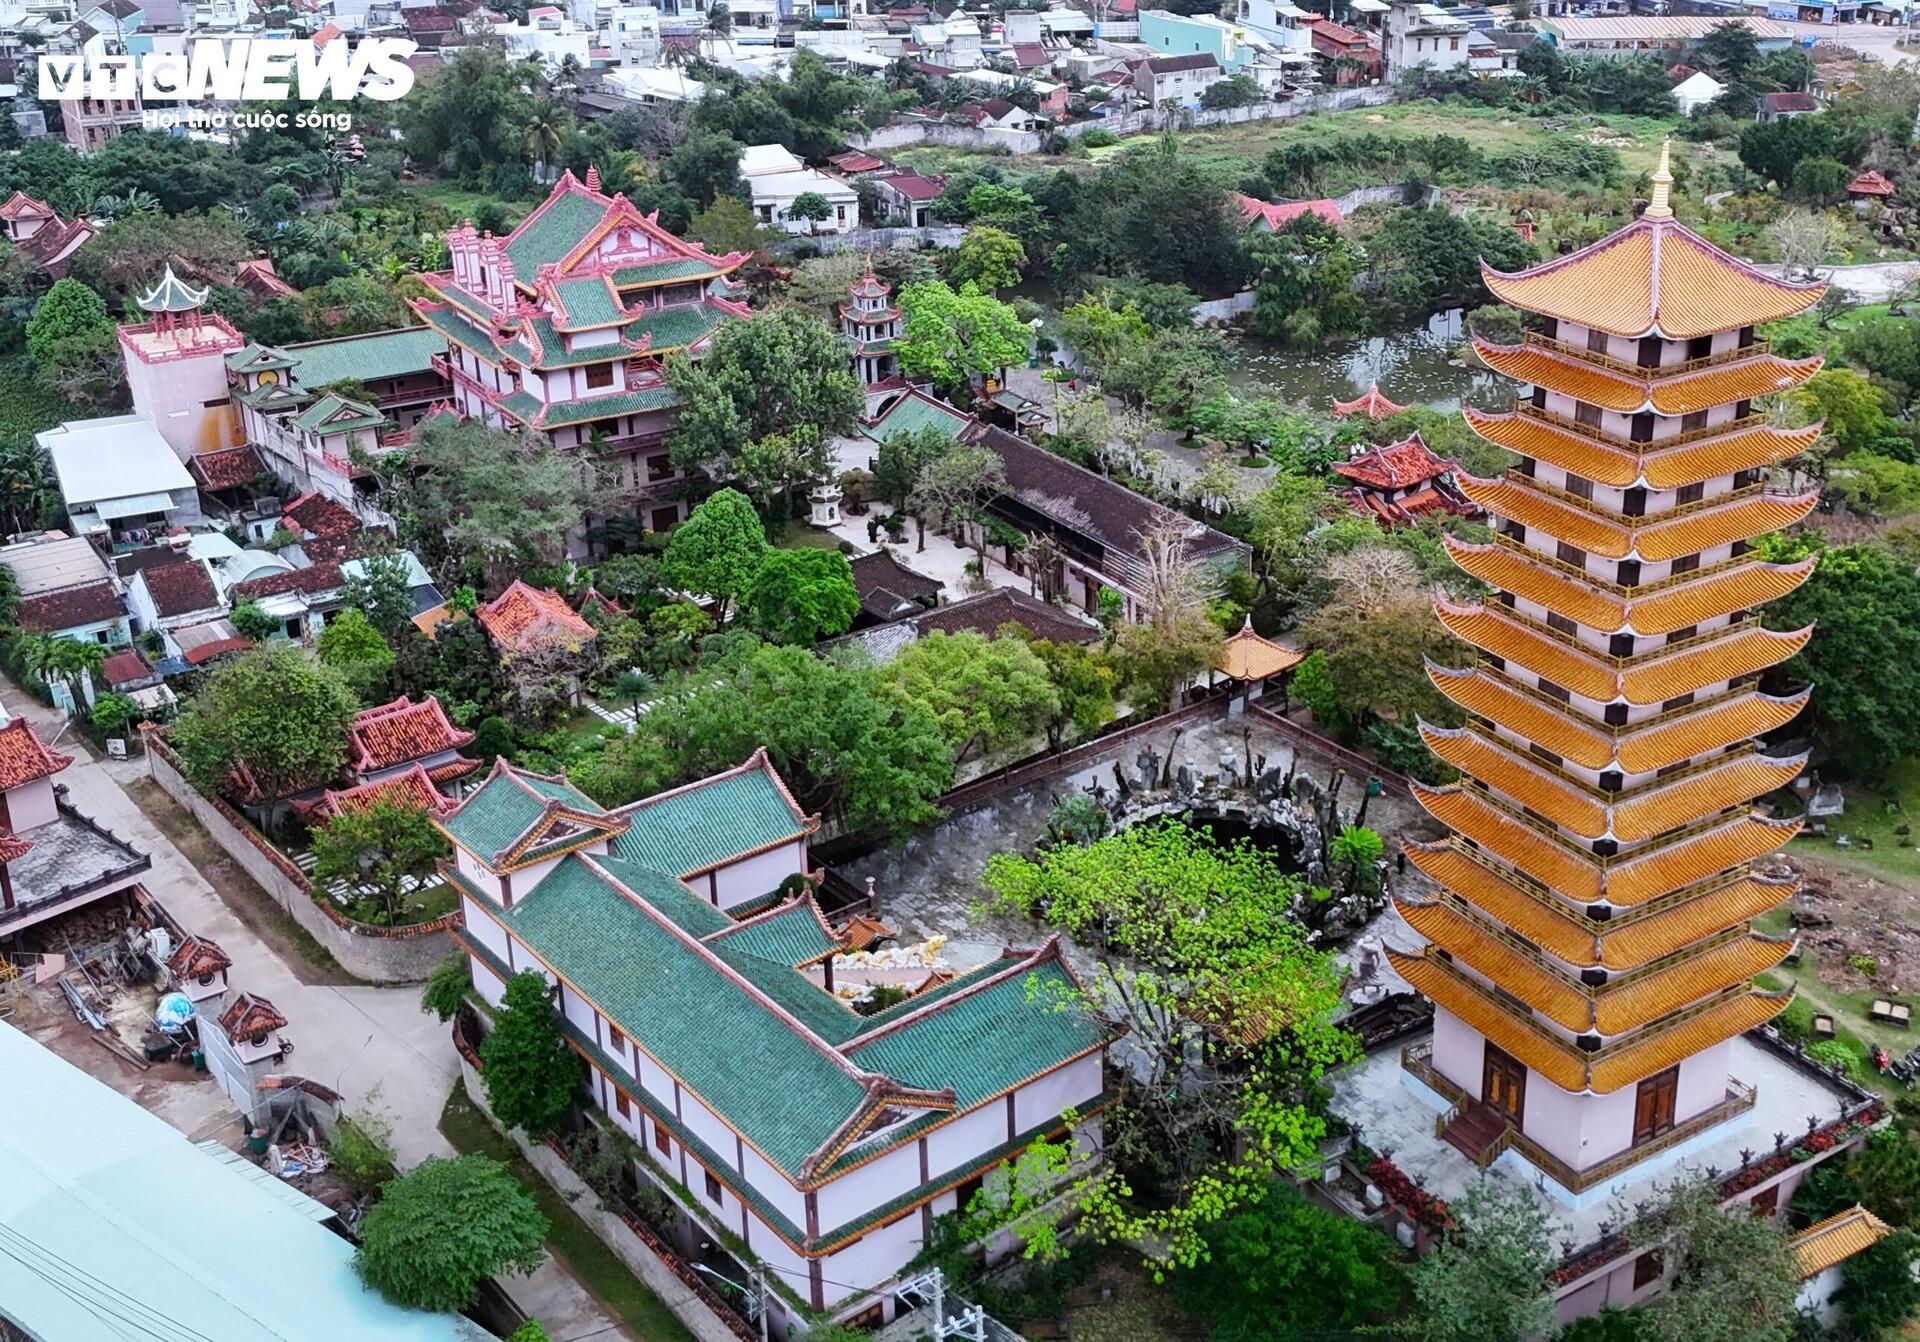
{"left": 1489, "top": 531, "right": 1769, "bottom": 598}
{"left": 1439, "top": 835, "right": 1768, "bottom": 936}
{"left": 1522, "top": 331, "right": 1772, "bottom": 380}
{"left": 1469, "top": 598, "right": 1771, "bottom": 673}
{"left": 1515, "top": 403, "right": 1772, "bottom": 454}
{"left": 1458, "top": 718, "right": 1760, "bottom": 807}
{"left": 1501, "top": 471, "right": 1767, "bottom": 525}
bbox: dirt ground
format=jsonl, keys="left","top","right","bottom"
{"left": 1786, "top": 851, "right": 1920, "bottom": 997}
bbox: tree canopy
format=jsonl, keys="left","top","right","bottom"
{"left": 897, "top": 280, "right": 1029, "bottom": 389}
{"left": 745, "top": 547, "right": 859, "bottom": 645}
{"left": 479, "top": 969, "right": 585, "bottom": 1136}
{"left": 660, "top": 488, "right": 768, "bottom": 621}
{"left": 354, "top": 1154, "right": 548, "bottom": 1312}
{"left": 879, "top": 631, "right": 1060, "bottom": 762}
{"left": 171, "top": 645, "right": 358, "bottom": 804}
{"left": 666, "top": 308, "right": 862, "bottom": 478}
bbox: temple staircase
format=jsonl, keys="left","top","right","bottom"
{"left": 1440, "top": 1101, "right": 1512, "bottom": 1167}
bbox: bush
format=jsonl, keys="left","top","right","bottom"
{"left": 90, "top": 692, "right": 139, "bottom": 735}
{"left": 354, "top": 1154, "right": 548, "bottom": 1311}
{"left": 1839, "top": 1229, "right": 1920, "bottom": 1340}
{"left": 421, "top": 954, "right": 469, "bottom": 1022}
{"left": 329, "top": 1110, "right": 398, "bottom": 1194}
{"left": 1079, "top": 126, "right": 1119, "bottom": 148}
{"left": 1808, "top": 1038, "right": 1867, "bottom": 1082}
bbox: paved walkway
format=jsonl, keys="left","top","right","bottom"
{"left": 1756, "top": 259, "right": 1918, "bottom": 303}
{"left": 6, "top": 692, "right": 631, "bottom": 1340}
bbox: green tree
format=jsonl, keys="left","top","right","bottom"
{"left": 398, "top": 46, "right": 536, "bottom": 179}
{"left": 947, "top": 225, "right": 1026, "bottom": 293}
{"left": 309, "top": 797, "right": 450, "bottom": 925}
{"left": 981, "top": 821, "right": 1353, "bottom": 1271}
{"left": 1406, "top": 1176, "right": 1557, "bottom": 1342}
{"left": 666, "top": 307, "right": 861, "bottom": 478}
{"left": 1029, "top": 638, "right": 1118, "bottom": 749}
{"left": 909, "top": 443, "right": 1007, "bottom": 568}
{"left": 228, "top": 601, "right": 280, "bottom": 643}
{"left": 421, "top": 953, "right": 470, "bottom": 1022}
{"left": 1368, "top": 208, "right": 1536, "bottom": 322}
{"left": 1634, "top": 1177, "right": 1798, "bottom": 1342}
{"left": 507, "top": 1324, "right": 553, "bottom": 1342}
{"left": 342, "top": 552, "right": 419, "bottom": 637}
{"left": 1791, "top": 155, "right": 1853, "bottom": 205}
{"left": 480, "top": 970, "right": 585, "bottom": 1135}
{"left": 1766, "top": 542, "right": 1920, "bottom": 774}
{"left": 688, "top": 196, "right": 774, "bottom": 256}
{"left": 1299, "top": 546, "right": 1465, "bottom": 728}
{"left": 661, "top": 130, "right": 746, "bottom": 209}
{"left": 1739, "top": 114, "right": 1836, "bottom": 187}
{"left": 735, "top": 425, "right": 832, "bottom": 522}
{"left": 745, "top": 548, "right": 858, "bottom": 645}
{"left": 896, "top": 280, "right": 1029, "bottom": 389}
{"left": 786, "top": 190, "right": 832, "bottom": 234}
{"left": 660, "top": 488, "right": 767, "bottom": 621}
{"left": 875, "top": 425, "right": 959, "bottom": 547}
{"left": 1839, "top": 1229, "right": 1920, "bottom": 1341}
{"left": 1199, "top": 73, "right": 1263, "bottom": 109}
{"left": 881, "top": 630, "right": 1060, "bottom": 761}
{"left": 1789, "top": 368, "right": 1909, "bottom": 459}
{"left": 91, "top": 692, "right": 140, "bottom": 735}
{"left": 353, "top": 1153, "right": 548, "bottom": 1312}
{"left": 26, "top": 277, "right": 119, "bottom": 408}
{"left": 171, "top": 645, "right": 358, "bottom": 803}
{"left": 1174, "top": 1181, "right": 1402, "bottom": 1337}
{"left": 1329, "top": 824, "right": 1384, "bottom": 898}
{"left": 1248, "top": 216, "right": 1368, "bottom": 346}
{"left": 1829, "top": 453, "right": 1920, "bottom": 518}
{"left": 316, "top": 607, "right": 398, "bottom": 700}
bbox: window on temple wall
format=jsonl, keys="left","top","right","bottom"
{"left": 608, "top": 1023, "right": 626, "bottom": 1052}
{"left": 1637, "top": 337, "right": 1661, "bottom": 369}
{"left": 586, "top": 362, "right": 614, "bottom": 390}
{"left": 703, "top": 1170, "right": 724, "bottom": 1203}
{"left": 1532, "top": 386, "right": 1548, "bottom": 410}
{"left": 1546, "top": 610, "right": 1577, "bottom": 636}
{"left": 1681, "top": 411, "right": 1707, "bottom": 434}
{"left": 1676, "top": 480, "right": 1705, "bottom": 506}
{"left": 1575, "top": 402, "right": 1602, "bottom": 428}
{"left": 1633, "top": 1249, "right": 1665, "bottom": 1290}
{"left": 1671, "top": 553, "right": 1699, "bottom": 576}
{"left": 654, "top": 1122, "right": 672, "bottom": 1155}
{"left": 1587, "top": 329, "right": 1609, "bottom": 356}
{"left": 1630, "top": 413, "right": 1654, "bottom": 443}
{"left": 1557, "top": 540, "right": 1587, "bottom": 567}
{"left": 1564, "top": 473, "right": 1593, "bottom": 501}
{"left": 614, "top": 1088, "right": 632, "bottom": 1119}
{"left": 1666, "top": 625, "right": 1698, "bottom": 643}
{"left": 954, "top": 1174, "right": 985, "bottom": 1210}
{"left": 1633, "top": 1066, "right": 1678, "bottom": 1145}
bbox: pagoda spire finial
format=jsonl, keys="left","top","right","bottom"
{"left": 1645, "top": 138, "right": 1675, "bottom": 220}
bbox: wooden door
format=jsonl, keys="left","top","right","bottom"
{"left": 1481, "top": 1043, "right": 1526, "bottom": 1124}
{"left": 1633, "top": 1066, "right": 1678, "bottom": 1145}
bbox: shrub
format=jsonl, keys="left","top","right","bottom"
{"left": 1808, "top": 1038, "right": 1867, "bottom": 1082}
{"left": 329, "top": 1110, "right": 397, "bottom": 1194}
{"left": 354, "top": 1154, "right": 547, "bottom": 1311}
{"left": 420, "top": 954, "right": 469, "bottom": 1022}
{"left": 1079, "top": 126, "right": 1119, "bottom": 148}
{"left": 1851, "top": 953, "right": 1880, "bottom": 978}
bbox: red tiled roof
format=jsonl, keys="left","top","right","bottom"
{"left": 912, "top": 587, "right": 1100, "bottom": 645}
{"left": 282, "top": 492, "right": 360, "bottom": 539}
{"left": 576, "top": 588, "right": 628, "bottom": 619}
{"left": 1331, "top": 384, "right": 1406, "bottom": 420}
{"left": 348, "top": 695, "right": 475, "bottom": 773}
{"left": 233, "top": 259, "right": 299, "bottom": 300}
{"left": 1232, "top": 193, "right": 1346, "bottom": 230}
{"left": 296, "top": 762, "right": 459, "bottom": 822}
{"left": 17, "top": 581, "right": 125, "bottom": 632}
{"left": 139, "top": 561, "right": 218, "bottom": 618}
{"left": 477, "top": 580, "right": 596, "bottom": 654}
{"left": 218, "top": 992, "right": 288, "bottom": 1041}
{"left": 0, "top": 832, "right": 32, "bottom": 863}
{"left": 1763, "top": 91, "right": 1818, "bottom": 112}
{"left": 188, "top": 445, "right": 266, "bottom": 492}
{"left": 0, "top": 717, "right": 73, "bottom": 791}
{"left": 1848, "top": 170, "right": 1895, "bottom": 197}
{"left": 828, "top": 150, "right": 888, "bottom": 173}
{"left": 231, "top": 563, "right": 343, "bottom": 601}
{"left": 1011, "top": 42, "right": 1048, "bottom": 67}
{"left": 183, "top": 636, "right": 251, "bottom": 666}
{"left": 1310, "top": 17, "right": 1363, "bottom": 42}
{"left": 101, "top": 649, "right": 154, "bottom": 687}
{"left": 168, "top": 934, "right": 231, "bottom": 980}
{"left": 1332, "top": 433, "right": 1454, "bottom": 490}
{"left": 878, "top": 172, "right": 943, "bottom": 202}
{"left": 0, "top": 191, "right": 52, "bottom": 222}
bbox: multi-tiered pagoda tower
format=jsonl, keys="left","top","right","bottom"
{"left": 1389, "top": 145, "right": 1828, "bottom": 1196}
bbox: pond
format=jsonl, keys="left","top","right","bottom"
{"left": 1220, "top": 308, "right": 1511, "bottom": 414}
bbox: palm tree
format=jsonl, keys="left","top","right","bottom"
{"left": 553, "top": 53, "right": 583, "bottom": 102}
{"left": 524, "top": 103, "right": 566, "bottom": 183}
{"left": 611, "top": 669, "right": 656, "bottom": 725}
{"left": 521, "top": 53, "right": 551, "bottom": 98}
{"left": 50, "top": 638, "right": 105, "bottom": 711}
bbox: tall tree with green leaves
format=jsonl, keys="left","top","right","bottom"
{"left": 981, "top": 821, "right": 1352, "bottom": 1272}
{"left": 909, "top": 443, "right": 1007, "bottom": 569}
{"left": 880, "top": 630, "right": 1060, "bottom": 761}
{"left": 354, "top": 1153, "right": 548, "bottom": 1311}
{"left": 1633, "top": 1177, "right": 1799, "bottom": 1342}
{"left": 666, "top": 308, "right": 861, "bottom": 478}
{"left": 947, "top": 225, "right": 1026, "bottom": 293}
{"left": 309, "top": 797, "right": 450, "bottom": 926}
{"left": 480, "top": 970, "right": 585, "bottom": 1135}
{"left": 660, "top": 488, "right": 767, "bottom": 622}
{"left": 745, "top": 548, "right": 858, "bottom": 645}
{"left": 171, "top": 645, "right": 359, "bottom": 803}
{"left": 896, "top": 280, "right": 1029, "bottom": 390}
{"left": 874, "top": 425, "right": 959, "bottom": 549}
{"left": 1405, "top": 1176, "right": 1557, "bottom": 1342}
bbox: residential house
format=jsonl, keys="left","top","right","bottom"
{"left": 276, "top": 492, "right": 364, "bottom": 563}
{"left": 599, "top": 64, "right": 711, "bottom": 105}
{"left": 0, "top": 1023, "right": 500, "bottom": 1340}
{"left": 846, "top": 549, "right": 943, "bottom": 628}
{"left": 410, "top": 169, "right": 750, "bottom": 551}
{"left": 741, "top": 143, "right": 862, "bottom": 235}
{"left": 1758, "top": 90, "right": 1819, "bottom": 121}
{"left": 340, "top": 551, "right": 446, "bottom": 627}
{"left": 950, "top": 67, "right": 1069, "bottom": 115}
{"left": 1232, "top": 0, "right": 1316, "bottom": 55}
{"left": 869, "top": 171, "right": 944, "bottom": 227}
{"left": 445, "top": 753, "right": 1107, "bottom": 1329}
{"left": 58, "top": 87, "right": 144, "bottom": 151}
{"left": 1468, "top": 28, "right": 1533, "bottom": 75}
{"left": 0, "top": 190, "right": 95, "bottom": 277}
{"left": 1132, "top": 51, "right": 1222, "bottom": 105}
{"left": 126, "top": 558, "right": 226, "bottom": 654}
{"left": 1230, "top": 192, "right": 1345, "bottom": 231}
{"left": 832, "top": 585, "right": 1100, "bottom": 665}
{"left": 1307, "top": 18, "right": 1378, "bottom": 81}
{"left": 115, "top": 268, "right": 246, "bottom": 459}
{"left": 232, "top": 258, "right": 299, "bottom": 303}
{"left": 0, "top": 715, "right": 150, "bottom": 943}
{"left": 1138, "top": 9, "right": 1306, "bottom": 87}
{"left": 1536, "top": 15, "right": 1792, "bottom": 59}
{"left": 969, "top": 424, "right": 1251, "bottom": 619}
{"left": 0, "top": 533, "right": 127, "bottom": 649}
{"left": 38, "top": 414, "right": 203, "bottom": 546}
{"left": 186, "top": 444, "right": 277, "bottom": 537}
{"left": 226, "top": 562, "right": 346, "bottom": 644}
{"left": 1383, "top": 0, "right": 1468, "bottom": 73}
{"left": 476, "top": 581, "right": 598, "bottom": 708}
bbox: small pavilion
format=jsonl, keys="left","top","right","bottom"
{"left": 1331, "top": 432, "right": 1478, "bottom": 526}
{"left": 1330, "top": 384, "right": 1406, "bottom": 421}
{"left": 1212, "top": 617, "right": 1305, "bottom": 712}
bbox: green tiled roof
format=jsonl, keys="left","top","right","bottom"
{"left": 863, "top": 392, "right": 972, "bottom": 445}
{"left": 503, "top": 384, "right": 682, "bottom": 429}
{"left": 703, "top": 901, "right": 839, "bottom": 967}
{"left": 419, "top": 304, "right": 505, "bottom": 364}
{"left": 516, "top": 318, "right": 624, "bottom": 370}
{"left": 625, "top": 303, "right": 727, "bottom": 352}
{"left": 612, "top": 769, "right": 806, "bottom": 876}
{"left": 225, "top": 342, "right": 296, "bottom": 373}
{"left": 548, "top": 277, "right": 627, "bottom": 330}
{"left": 441, "top": 763, "right": 605, "bottom": 860}
{"left": 502, "top": 854, "right": 871, "bottom": 1175}
{"left": 287, "top": 328, "right": 447, "bottom": 389}
{"left": 436, "top": 284, "right": 496, "bottom": 323}
{"left": 613, "top": 257, "right": 728, "bottom": 288}
{"left": 505, "top": 190, "right": 610, "bottom": 279}
{"left": 237, "top": 382, "right": 311, "bottom": 411}
{"left": 293, "top": 392, "right": 384, "bottom": 435}
{"left": 594, "top": 854, "right": 732, "bottom": 938}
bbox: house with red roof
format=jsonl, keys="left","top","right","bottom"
{"left": 0, "top": 192, "right": 96, "bottom": 278}
{"left": 478, "top": 581, "right": 599, "bottom": 710}
{"left": 870, "top": 171, "right": 945, "bottom": 227}
{"left": 1231, "top": 192, "right": 1346, "bottom": 232}
{"left": 346, "top": 695, "right": 478, "bottom": 790}
{"left": 0, "top": 715, "right": 150, "bottom": 943}
{"left": 1331, "top": 432, "right": 1479, "bottom": 526}
{"left": 1308, "top": 17, "right": 1379, "bottom": 80}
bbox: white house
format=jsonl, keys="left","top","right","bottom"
{"left": 447, "top": 753, "right": 1108, "bottom": 1331}
{"left": 1672, "top": 70, "right": 1726, "bottom": 116}
{"left": 1383, "top": 0, "right": 1469, "bottom": 73}
{"left": 741, "top": 143, "right": 861, "bottom": 234}
{"left": 493, "top": 5, "right": 597, "bottom": 68}
{"left": 39, "top": 414, "right": 203, "bottom": 546}
{"left": 601, "top": 63, "right": 709, "bottom": 103}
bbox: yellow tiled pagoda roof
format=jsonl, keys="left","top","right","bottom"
{"left": 1395, "top": 898, "right": 1593, "bottom": 1032}
{"left": 1480, "top": 216, "right": 1826, "bottom": 340}
{"left": 1214, "top": 621, "right": 1305, "bottom": 680}
{"left": 1460, "top": 475, "right": 1819, "bottom": 564}
{"left": 1611, "top": 752, "right": 1808, "bottom": 843}
{"left": 1601, "top": 875, "right": 1797, "bottom": 971}
{"left": 1421, "top": 724, "right": 1609, "bottom": 836}
{"left": 1426, "top": 664, "right": 1616, "bottom": 769}
{"left": 1413, "top": 781, "right": 1605, "bottom": 900}
{"left": 1793, "top": 1207, "right": 1892, "bottom": 1280}
{"left": 1461, "top": 409, "right": 1819, "bottom": 491}
{"left": 1594, "top": 935, "right": 1791, "bottom": 1035}
{"left": 1436, "top": 602, "right": 1617, "bottom": 702}
{"left": 1627, "top": 561, "right": 1818, "bottom": 636}
{"left": 1405, "top": 842, "right": 1601, "bottom": 965}
{"left": 1388, "top": 949, "right": 1591, "bottom": 1092}
{"left": 1586, "top": 990, "right": 1791, "bottom": 1093}
{"left": 1619, "top": 625, "right": 1811, "bottom": 705}
{"left": 1615, "top": 689, "right": 1811, "bottom": 774}
{"left": 1443, "top": 538, "right": 1626, "bottom": 631}
{"left": 1472, "top": 342, "right": 1822, "bottom": 416}
{"left": 1606, "top": 813, "right": 1802, "bottom": 907}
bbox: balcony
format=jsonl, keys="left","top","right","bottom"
{"left": 1516, "top": 402, "right": 1769, "bottom": 454}
{"left": 1523, "top": 331, "right": 1773, "bottom": 381}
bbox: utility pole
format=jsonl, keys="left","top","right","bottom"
{"left": 754, "top": 1262, "right": 770, "bottom": 1342}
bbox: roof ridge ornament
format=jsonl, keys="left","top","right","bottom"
{"left": 1645, "top": 138, "right": 1675, "bottom": 220}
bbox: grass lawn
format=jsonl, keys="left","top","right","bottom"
{"left": 404, "top": 179, "right": 534, "bottom": 229}
{"left": 1788, "top": 758, "right": 1920, "bottom": 889}
{"left": 439, "top": 1081, "right": 696, "bottom": 1342}
{"left": 1826, "top": 302, "right": 1893, "bottom": 333}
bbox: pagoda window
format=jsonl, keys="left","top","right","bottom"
{"left": 1485, "top": 654, "right": 1506, "bottom": 671}
{"left": 1681, "top": 411, "right": 1708, "bottom": 434}
{"left": 647, "top": 453, "right": 675, "bottom": 482}
{"left": 1610, "top": 633, "right": 1635, "bottom": 657}
{"left": 653, "top": 505, "right": 681, "bottom": 531}
{"left": 1666, "top": 625, "right": 1698, "bottom": 643}
{"left": 1630, "top": 413, "right": 1654, "bottom": 443}
{"left": 595, "top": 418, "right": 623, "bottom": 439}
{"left": 1637, "top": 336, "right": 1661, "bottom": 369}
{"left": 1604, "top": 703, "right": 1629, "bottom": 726}
{"left": 1588, "top": 329, "right": 1611, "bottom": 356}
{"left": 1622, "top": 487, "right": 1647, "bottom": 517}
{"left": 1517, "top": 456, "right": 1536, "bottom": 478}
{"left": 1529, "top": 743, "right": 1563, "bottom": 766}
{"left": 1685, "top": 335, "right": 1713, "bottom": 362}
{"left": 1656, "top": 760, "right": 1690, "bottom": 778}
{"left": 1661, "top": 693, "right": 1695, "bottom": 712}
{"left": 1532, "top": 386, "right": 1548, "bottom": 410}
{"left": 1731, "top": 538, "right": 1750, "bottom": 557}
{"left": 1546, "top": 610, "right": 1577, "bottom": 637}
{"left": 1557, "top": 540, "right": 1587, "bottom": 567}
{"left": 1617, "top": 559, "right": 1641, "bottom": 585}
{"left": 1738, "top": 326, "right": 1757, "bottom": 349}
{"left": 1676, "top": 480, "right": 1705, "bottom": 506}
{"left": 1671, "top": 553, "right": 1700, "bottom": 576}
{"left": 1575, "top": 402, "right": 1602, "bottom": 429}
{"left": 1504, "top": 520, "right": 1526, "bottom": 542}
{"left": 1734, "top": 469, "right": 1760, "bottom": 489}
{"left": 586, "top": 362, "right": 615, "bottom": 390}
{"left": 1539, "top": 679, "right": 1570, "bottom": 704}
{"left": 1634, "top": 1250, "right": 1666, "bottom": 1289}
{"left": 1565, "top": 473, "right": 1594, "bottom": 501}
{"left": 1541, "top": 317, "right": 1558, "bottom": 339}
{"left": 1736, "top": 399, "right": 1753, "bottom": 418}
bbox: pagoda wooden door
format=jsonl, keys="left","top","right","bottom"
{"left": 1481, "top": 1043, "right": 1526, "bottom": 1124}
{"left": 1633, "top": 1066, "right": 1679, "bottom": 1146}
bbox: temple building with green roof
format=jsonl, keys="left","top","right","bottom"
{"left": 409, "top": 166, "right": 752, "bottom": 552}
{"left": 444, "top": 749, "right": 1109, "bottom": 1330}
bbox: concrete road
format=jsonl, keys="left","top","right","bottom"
{"left": 9, "top": 690, "right": 632, "bottom": 1339}
{"left": 1777, "top": 18, "right": 1919, "bottom": 63}
{"left": 1755, "top": 259, "right": 1920, "bottom": 302}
